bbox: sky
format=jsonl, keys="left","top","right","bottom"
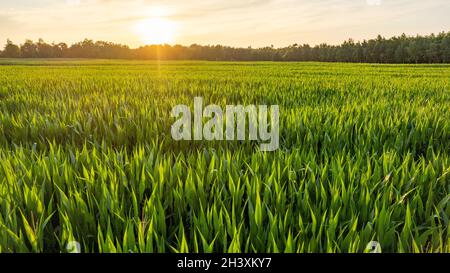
{"left": 0, "top": 0, "right": 449, "bottom": 48}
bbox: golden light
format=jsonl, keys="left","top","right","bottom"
{"left": 134, "top": 17, "right": 177, "bottom": 45}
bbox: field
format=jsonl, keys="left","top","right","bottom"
{"left": 0, "top": 60, "right": 449, "bottom": 253}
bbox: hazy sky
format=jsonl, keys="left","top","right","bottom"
{"left": 1, "top": 0, "right": 449, "bottom": 48}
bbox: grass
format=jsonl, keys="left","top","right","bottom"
{"left": 0, "top": 60, "right": 448, "bottom": 253}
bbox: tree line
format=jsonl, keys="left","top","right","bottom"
{"left": 1, "top": 32, "right": 450, "bottom": 63}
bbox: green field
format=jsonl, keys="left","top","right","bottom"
{"left": 0, "top": 60, "right": 449, "bottom": 253}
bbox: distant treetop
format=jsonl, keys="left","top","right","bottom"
{"left": 1, "top": 32, "right": 450, "bottom": 63}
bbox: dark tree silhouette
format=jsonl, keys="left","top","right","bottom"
{"left": 1, "top": 39, "right": 21, "bottom": 58}
{"left": 1, "top": 31, "right": 450, "bottom": 63}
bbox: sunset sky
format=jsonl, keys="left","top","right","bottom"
{"left": 1, "top": 0, "right": 449, "bottom": 48}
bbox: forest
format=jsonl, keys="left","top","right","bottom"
{"left": 1, "top": 31, "right": 450, "bottom": 63}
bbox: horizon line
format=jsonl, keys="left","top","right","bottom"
{"left": 3, "top": 30, "right": 449, "bottom": 50}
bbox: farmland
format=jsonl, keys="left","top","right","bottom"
{"left": 0, "top": 60, "right": 449, "bottom": 253}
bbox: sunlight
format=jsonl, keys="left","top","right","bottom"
{"left": 134, "top": 17, "right": 177, "bottom": 45}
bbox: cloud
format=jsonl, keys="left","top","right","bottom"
{"left": 0, "top": 0, "right": 448, "bottom": 47}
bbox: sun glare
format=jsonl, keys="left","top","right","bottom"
{"left": 134, "top": 17, "right": 176, "bottom": 45}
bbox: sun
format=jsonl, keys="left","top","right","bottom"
{"left": 134, "top": 18, "right": 177, "bottom": 45}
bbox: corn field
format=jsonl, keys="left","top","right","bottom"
{"left": 0, "top": 60, "right": 449, "bottom": 253}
